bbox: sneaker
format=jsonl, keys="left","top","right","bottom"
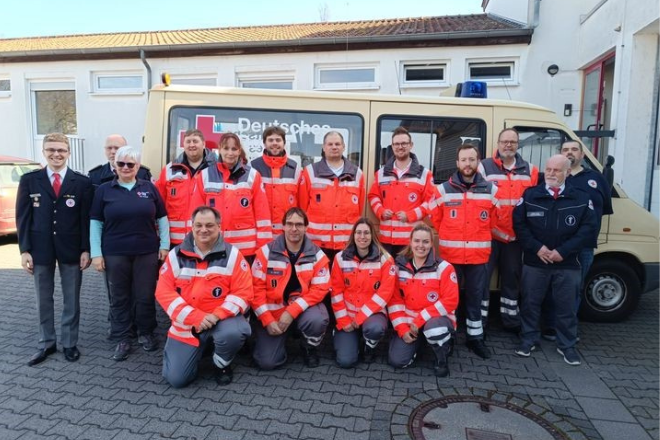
{"left": 214, "top": 365, "right": 233, "bottom": 385}
{"left": 542, "top": 328, "right": 557, "bottom": 341}
{"left": 514, "top": 344, "right": 537, "bottom": 357}
{"left": 466, "top": 339, "right": 491, "bottom": 359}
{"left": 138, "top": 334, "right": 158, "bottom": 352}
{"left": 112, "top": 341, "right": 131, "bottom": 361}
{"left": 557, "top": 347, "right": 581, "bottom": 366}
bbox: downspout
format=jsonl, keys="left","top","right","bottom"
{"left": 531, "top": 0, "right": 541, "bottom": 28}
{"left": 645, "top": 35, "right": 660, "bottom": 212}
{"left": 140, "top": 49, "right": 152, "bottom": 92}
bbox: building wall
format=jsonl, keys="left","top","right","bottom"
{"left": 0, "top": 43, "right": 529, "bottom": 171}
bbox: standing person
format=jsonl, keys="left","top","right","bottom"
{"left": 88, "top": 134, "right": 152, "bottom": 189}
{"left": 90, "top": 146, "right": 170, "bottom": 361}
{"left": 561, "top": 140, "right": 613, "bottom": 295}
{"left": 368, "top": 127, "right": 435, "bottom": 256}
{"left": 387, "top": 223, "right": 459, "bottom": 377}
{"left": 250, "top": 126, "right": 301, "bottom": 237}
{"left": 513, "top": 155, "right": 596, "bottom": 365}
{"left": 331, "top": 218, "right": 395, "bottom": 368}
{"left": 430, "top": 144, "right": 499, "bottom": 359}
{"left": 299, "top": 131, "right": 365, "bottom": 263}
{"left": 479, "top": 128, "right": 539, "bottom": 333}
{"left": 17, "top": 133, "right": 93, "bottom": 365}
{"left": 156, "top": 206, "right": 253, "bottom": 387}
{"left": 251, "top": 208, "right": 330, "bottom": 370}
{"left": 192, "top": 133, "right": 272, "bottom": 260}
{"left": 156, "top": 128, "right": 216, "bottom": 246}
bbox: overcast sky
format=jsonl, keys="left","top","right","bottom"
{"left": 0, "top": 0, "right": 484, "bottom": 39}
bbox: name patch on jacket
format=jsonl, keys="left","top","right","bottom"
{"left": 267, "top": 268, "right": 283, "bottom": 276}
{"left": 527, "top": 211, "right": 544, "bottom": 217}
{"left": 445, "top": 201, "right": 462, "bottom": 206}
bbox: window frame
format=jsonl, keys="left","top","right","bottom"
{"left": 0, "top": 77, "right": 10, "bottom": 97}
{"left": 168, "top": 74, "right": 218, "bottom": 87}
{"left": 90, "top": 71, "right": 145, "bottom": 95}
{"left": 314, "top": 64, "right": 379, "bottom": 91}
{"left": 467, "top": 59, "right": 518, "bottom": 85}
{"left": 235, "top": 68, "right": 295, "bottom": 90}
{"left": 400, "top": 61, "right": 449, "bottom": 88}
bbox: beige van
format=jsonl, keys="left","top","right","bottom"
{"left": 142, "top": 81, "right": 659, "bottom": 323}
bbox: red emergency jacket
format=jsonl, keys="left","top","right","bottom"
{"left": 330, "top": 243, "right": 395, "bottom": 330}
{"left": 387, "top": 252, "right": 458, "bottom": 338}
{"left": 192, "top": 161, "right": 272, "bottom": 256}
{"left": 155, "top": 234, "right": 253, "bottom": 347}
{"left": 252, "top": 235, "right": 330, "bottom": 327}
{"left": 250, "top": 154, "right": 301, "bottom": 236}
{"left": 478, "top": 152, "right": 538, "bottom": 242}
{"left": 299, "top": 159, "right": 365, "bottom": 250}
{"left": 368, "top": 153, "right": 435, "bottom": 245}
{"left": 156, "top": 151, "right": 215, "bottom": 245}
{"left": 430, "top": 172, "right": 499, "bottom": 264}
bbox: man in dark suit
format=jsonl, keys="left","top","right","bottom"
{"left": 17, "top": 133, "right": 94, "bottom": 366}
{"left": 88, "top": 134, "right": 152, "bottom": 188}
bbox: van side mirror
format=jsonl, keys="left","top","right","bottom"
{"left": 603, "top": 154, "right": 615, "bottom": 188}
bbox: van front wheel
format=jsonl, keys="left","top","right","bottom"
{"left": 579, "top": 259, "right": 641, "bottom": 322}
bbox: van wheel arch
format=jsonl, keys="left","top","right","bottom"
{"left": 579, "top": 254, "right": 642, "bottom": 323}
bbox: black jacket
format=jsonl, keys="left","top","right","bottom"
{"left": 16, "top": 168, "right": 93, "bottom": 265}
{"left": 513, "top": 183, "right": 596, "bottom": 269}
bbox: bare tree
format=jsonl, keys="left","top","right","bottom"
{"left": 318, "top": 3, "right": 330, "bottom": 22}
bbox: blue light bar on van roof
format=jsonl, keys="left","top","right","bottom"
{"left": 459, "top": 81, "right": 488, "bottom": 99}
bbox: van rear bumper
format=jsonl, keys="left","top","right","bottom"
{"left": 643, "top": 263, "right": 659, "bottom": 293}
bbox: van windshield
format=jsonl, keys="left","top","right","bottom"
{"left": 168, "top": 106, "right": 364, "bottom": 169}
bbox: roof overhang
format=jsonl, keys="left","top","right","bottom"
{"left": 0, "top": 28, "right": 533, "bottom": 63}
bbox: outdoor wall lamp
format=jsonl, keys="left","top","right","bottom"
{"left": 547, "top": 64, "right": 559, "bottom": 76}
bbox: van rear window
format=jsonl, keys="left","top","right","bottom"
{"left": 168, "top": 106, "right": 364, "bottom": 169}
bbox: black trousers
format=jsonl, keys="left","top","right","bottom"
{"left": 105, "top": 253, "right": 158, "bottom": 342}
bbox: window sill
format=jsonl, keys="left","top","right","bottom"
{"left": 89, "top": 91, "right": 146, "bottom": 97}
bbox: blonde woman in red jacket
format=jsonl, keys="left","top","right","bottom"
{"left": 330, "top": 218, "right": 395, "bottom": 368}
{"left": 387, "top": 223, "right": 459, "bottom": 377}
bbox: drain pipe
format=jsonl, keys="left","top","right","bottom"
{"left": 140, "top": 49, "right": 152, "bottom": 92}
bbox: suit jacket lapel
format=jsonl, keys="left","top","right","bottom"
{"left": 59, "top": 170, "right": 75, "bottom": 196}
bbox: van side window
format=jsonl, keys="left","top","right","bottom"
{"left": 168, "top": 106, "right": 364, "bottom": 168}
{"left": 514, "top": 127, "right": 571, "bottom": 171}
{"left": 376, "top": 117, "right": 486, "bottom": 183}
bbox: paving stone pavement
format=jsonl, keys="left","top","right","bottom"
{"left": 0, "top": 236, "right": 657, "bottom": 440}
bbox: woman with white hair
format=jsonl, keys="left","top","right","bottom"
{"left": 90, "top": 146, "right": 169, "bottom": 361}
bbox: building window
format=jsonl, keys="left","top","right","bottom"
{"left": 92, "top": 72, "right": 144, "bottom": 93}
{"left": 236, "top": 69, "right": 294, "bottom": 90}
{"left": 169, "top": 74, "right": 217, "bottom": 86}
{"left": 400, "top": 62, "right": 447, "bottom": 87}
{"left": 0, "top": 79, "right": 10, "bottom": 92}
{"left": 240, "top": 80, "right": 293, "bottom": 90}
{"left": 35, "top": 90, "right": 77, "bottom": 135}
{"left": 315, "top": 65, "right": 378, "bottom": 90}
{"left": 468, "top": 61, "right": 516, "bottom": 82}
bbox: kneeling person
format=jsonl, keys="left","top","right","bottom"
{"left": 156, "top": 206, "right": 253, "bottom": 387}
{"left": 251, "top": 208, "right": 330, "bottom": 369}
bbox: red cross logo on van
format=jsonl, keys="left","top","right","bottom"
{"left": 178, "top": 115, "right": 225, "bottom": 150}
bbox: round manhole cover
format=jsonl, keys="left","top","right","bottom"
{"left": 408, "top": 396, "right": 568, "bottom": 440}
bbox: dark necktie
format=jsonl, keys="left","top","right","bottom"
{"left": 53, "top": 173, "right": 62, "bottom": 197}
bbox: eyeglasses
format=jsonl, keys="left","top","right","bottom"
{"left": 116, "top": 161, "right": 136, "bottom": 169}
{"left": 498, "top": 140, "right": 519, "bottom": 146}
{"left": 392, "top": 142, "right": 411, "bottom": 148}
{"left": 355, "top": 230, "right": 372, "bottom": 236}
{"left": 44, "top": 148, "right": 69, "bottom": 154}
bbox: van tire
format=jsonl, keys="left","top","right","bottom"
{"left": 579, "top": 258, "right": 641, "bottom": 323}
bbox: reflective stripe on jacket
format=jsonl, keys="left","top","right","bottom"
{"left": 478, "top": 152, "right": 538, "bottom": 243}
{"left": 330, "top": 243, "right": 395, "bottom": 330}
{"left": 250, "top": 154, "right": 301, "bottom": 236}
{"left": 430, "top": 172, "right": 499, "bottom": 264}
{"left": 192, "top": 162, "right": 273, "bottom": 256}
{"left": 155, "top": 234, "right": 253, "bottom": 347}
{"left": 251, "top": 235, "right": 330, "bottom": 327}
{"left": 156, "top": 152, "right": 215, "bottom": 245}
{"left": 368, "top": 153, "right": 435, "bottom": 245}
{"left": 299, "top": 159, "right": 365, "bottom": 250}
{"left": 387, "top": 252, "right": 459, "bottom": 338}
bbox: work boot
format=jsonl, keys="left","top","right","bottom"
{"left": 466, "top": 339, "right": 491, "bottom": 359}
{"left": 301, "top": 344, "right": 320, "bottom": 368}
{"left": 215, "top": 365, "right": 233, "bottom": 385}
{"left": 433, "top": 348, "right": 450, "bottom": 377}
